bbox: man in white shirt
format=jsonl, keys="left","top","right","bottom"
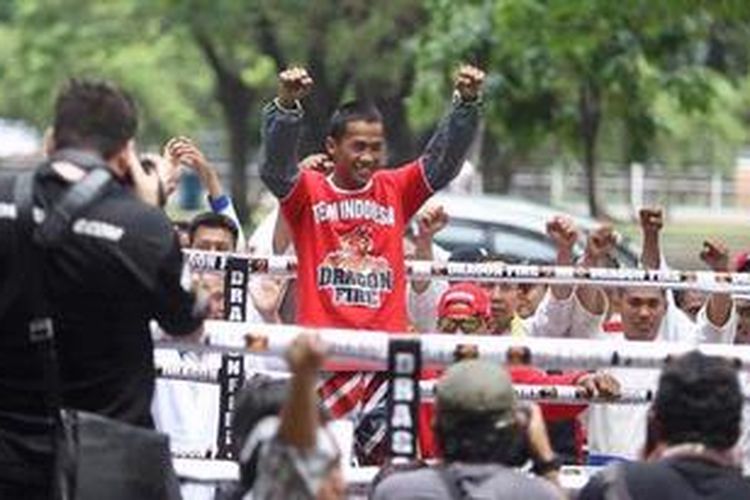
{"left": 541, "top": 208, "right": 736, "bottom": 461}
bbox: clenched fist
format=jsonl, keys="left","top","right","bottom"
{"left": 415, "top": 205, "right": 449, "bottom": 244}
{"left": 584, "top": 225, "right": 618, "bottom": 265}
{"left": 546, "top": 216, "right": 578, "bottom": 252}
{"left": 278, "top": 66, "right": 314, "bottom": 108}
{"left": 454, "top": 64, "right": 485, "bottom": 102}
{"left": 639, "top": 207, "right": 663, "bottom": 235}
{"left": 700, "top": 239, "right": 730, "bottom": 272}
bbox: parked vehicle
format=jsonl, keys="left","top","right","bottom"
{"left": 426, "top": 193, "right": 639, "bottom": 267}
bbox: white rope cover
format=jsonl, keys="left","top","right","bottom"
{"left": 183, "top": 249, "right": 750, "bottom": 293}
{"left": 156, "top": 320, "right": 750, "bottom": 372}
{"left": 154, "top": 356, "right": 657, "bottom": 405}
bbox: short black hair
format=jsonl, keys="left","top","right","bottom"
{"left": 188, "top": 212, "right": 239, "bottom": 247}
{"left": 654, "top": 350, "right": 742, "bottom": 450}
{"left": 327, "top": 100, "right": 383, "bottom": 141}
{"left": 53, "top": 79, "right": 138, "bottom": 160}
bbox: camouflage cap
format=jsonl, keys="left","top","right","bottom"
{"left": 435, "top": 359, "right": 516, "bottom": 428}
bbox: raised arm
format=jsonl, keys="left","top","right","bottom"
{"left": 165, "top": 136, "right": 247, "bottom": 249}
{"left": 260, "top": 67, "right": 314, "bottom": 199}
{"left": 576, "top": 225, "right": 618, "bottom": 316}
{"left": 411, "top": 205, "right": 449, "bottom": 294}
{"left": 699, "top": 239, "right": 734, "bottom": 333}
{"left": 546, "top": 215, "right": 578, "bottom": 300}
{"left": 421, "top": 65, "right": 484, "bottom": 191}
{"left": 639, "top": 207, "right": 663, "bottom": 270}
{"left": 278, "top": 333, "right": 326, "bottom": 450}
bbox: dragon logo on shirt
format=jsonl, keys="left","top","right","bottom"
{"left": 317, "top": 225, "right": 393, "bottom": 308}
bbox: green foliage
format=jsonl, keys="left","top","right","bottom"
{"left": 1, "top": 0, "right": 749, "bottom": 216}
{"left": 414, "top": 0, "right": 750, "bottom": 210}
{"left": 0, "top": 0, "right": 214, "bottom": 144}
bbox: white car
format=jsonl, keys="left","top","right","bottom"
{"left": 425, "top": 193, "right": 639, "bottom": 267}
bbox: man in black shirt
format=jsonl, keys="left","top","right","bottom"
{"left": 0, "top": 79, "right": 205, "bottom": 496}
{"left": 580, "top": 351, "right": 750, "bottom": 500}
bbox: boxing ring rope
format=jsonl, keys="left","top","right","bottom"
{"left": 157, "top": 321, "right": 749, "bottom": 372}
{"left": 155, "top": 356, "right": 659, "bottom": 405}
{"left": 168, "top": 249, "right": 750, "bottom": 492}
{"left": 183, "top": 249, "right": 750, "bottom": 293}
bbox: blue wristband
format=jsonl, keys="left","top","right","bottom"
{"left": 208, "top": 194, "right": 230, "bottom": 213}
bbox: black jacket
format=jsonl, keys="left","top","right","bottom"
{"left": 0, "top": 152, "right": 203, "bottom": 483}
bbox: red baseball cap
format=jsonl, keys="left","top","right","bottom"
{"left": 736, "top": 251, "right": 750, "bottom": 272}
{"left": 438, "top": 283, "right": 491, "bottom": 321}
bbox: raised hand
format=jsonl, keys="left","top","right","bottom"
{"left": 164, "top": 136, "right": 223, "bottom": 198}
{"left": 299, "top": 153, "right": 335, "bottom": 175}
{"left": 584, "top": 225, "right": 618, "bottom": 266}
{"left": 249, "top": 277, "right": 286, "bottom": 323}
{"left": 700, "top": 238, "right": 730, "bottom": 272}
{"left": 639, "top": 207, "right": 663, "bottom": 235}
{"left": 415, "top": 205, "right": 449, "bottom": 244}
{"left": 278, "top": 66, "right": 314, "bottom": 108}
{"left": 546, "top": 216, "right": 578, "bottom": 253}
{"left": 285, "top": 333, "right": 327, "bottom": 376}
{"left": 454, "top": 64, "right": 486, "bottom": 102}
{"left": 576, "top": 372, "right": 621, "bottom": 399}
{"left": 164, "top": 137, "right": 209, "bottom": 172}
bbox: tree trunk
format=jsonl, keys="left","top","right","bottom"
{"left": 222, "top": 97, "right": 252, "bottom": 224}
{"left": 193, "top": 31, "right": 255, "bottom": 224}
{"left": 215, "top": 75, "right": 254, "bottom": 224}
{"left": 480, "top": 128, "right": 514, "bottom": 194}
{"left": 300, "top": 83, "right": 339, "bottom": 156}
{"left": 579, "top": 80, "right": 602, "bottom": 218}
{"left": 376, "top": 95, "right": 416, "bottom": 166}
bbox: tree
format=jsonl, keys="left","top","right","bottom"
{"left": 415, "top": 0, "right": 750, "bottom": 217}
{"left": 0, "top": 0, "right": 211, "bottom": 142}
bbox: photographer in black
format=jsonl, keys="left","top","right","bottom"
{"left": 0, "top": 79, "right": 206, "bottom": 498}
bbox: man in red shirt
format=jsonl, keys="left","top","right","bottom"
{"left": 260, "top": 65, "right": 484, "bottom": 332}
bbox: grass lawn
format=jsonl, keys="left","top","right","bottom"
{"left": 616, "top": 221, "right": 750, "bottom": 269}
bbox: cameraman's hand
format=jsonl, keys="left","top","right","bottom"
{"left": 122, "top": 141, "right": 161, "bottom": 206}
{"left": 141, "top": 152, "right": 181, "bottom": 199}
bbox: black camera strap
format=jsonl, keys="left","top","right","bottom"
{"left": 12, "top": 163, "right": 115, "bottom": 409}
{"left": 13, "top": 171, "right": 62, "bottom": 410}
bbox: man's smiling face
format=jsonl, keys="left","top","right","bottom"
{"left": 326, "top": 120, "right": 385, "bottom": 190}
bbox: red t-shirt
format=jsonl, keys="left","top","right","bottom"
{"left": 281, "top": 161, "right": 432, "bottom": 332}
